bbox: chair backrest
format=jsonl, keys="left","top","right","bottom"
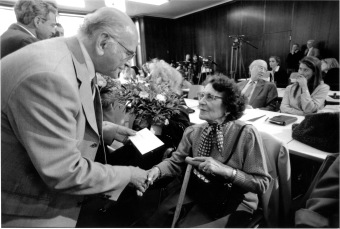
{"left": 259, "top": 131, "right": 291, "bottom": 228}
{"left": 188, "top": 85, "right": 204, "bottom": 99}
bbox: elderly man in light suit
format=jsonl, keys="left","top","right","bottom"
{"left": 1, "top": 7, "right": 148, "bottom": 227}
{"left": 237, "top": 59, "right": 278, "bottom": 111}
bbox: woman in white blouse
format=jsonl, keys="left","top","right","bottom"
{"left": 280, "top": 56, "right": 329, "bottom": 115}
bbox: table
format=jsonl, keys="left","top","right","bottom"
{"left": 326, "top": 90, "right": 340, "bottom": 104}
{"left": 184, "top": 98, "right": 332, "bottom": 161}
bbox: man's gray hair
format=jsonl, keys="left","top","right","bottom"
{"left": 249, "top": 59, "right": 268, "bottom": 70}
{"left": 78, "top": 8, "right": 128, "bottom": 40}
{"left": 14, "top": 0, "right": 58, "bottom": 25}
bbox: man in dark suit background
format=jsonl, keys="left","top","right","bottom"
{"left": 237, "top": 59, "right": 278, "bottom": 111}
{"left": 1, "top": 7, "right": 148, "bottom": 227}
{"left": 0, "top": 0, "right": 58, "bottom": 58}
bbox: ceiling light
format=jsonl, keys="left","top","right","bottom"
{"left": 128, "top": 0, "right": 169, "bottom": 6}
{"left": 56, "top": 0, "right": 85, "bottom": 8}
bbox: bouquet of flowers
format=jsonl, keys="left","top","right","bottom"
{"left": 97, "top": 74, "right": 183, "bottom": 131}
{"left": 115, "top": 79, "right": 183, "bottom": 130}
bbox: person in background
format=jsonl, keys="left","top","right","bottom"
{"left": 53, "top": 22, "right": 64, "bottom": 37}
{"left": 146, "top": 75, "right": 271, "bottom": 227}
{"left": 269, "top": 56, "right": 289, "bottom": 88}
{"left": 192, "top": 54, "right": 202, "bottom": 85}
{"left": 280, "top": 56, "right": 329, "bottom": 115}
{"left": 1, "top": 0, "right": 58, "bottom": 58}
{"left": 286, "top": 43, "right": 304, "bottom": 76}
{"left": 304, "top": 40, "right": 320, "bottom": 58}
{"left": 321, "top": 58, "right": 339, "bottom": 91}
{"left": 1, "top": 7, "right": 148, "bottom": 227}
{"left": 295, "top": 156, "right": 339, "bottom": 228}
{"left": 237, "top": 59, "right": 278, "bottom": 111}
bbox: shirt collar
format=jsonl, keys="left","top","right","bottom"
{"left": 16, "top": 23, "right": 36, "bottom": 38}
{"left": 273, "top": 66, "right": 280, "bottom": 72}
{"left": 77, "top": 36, "right": 95, "bottom": 82}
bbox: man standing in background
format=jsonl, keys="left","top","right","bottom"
{"left": 304, "top": 40, "right": 320, "bottom": 58}
{"left": 0, "top": 0, "right": 58, "bottom": 58}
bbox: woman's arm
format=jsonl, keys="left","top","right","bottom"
{"left": 231, "top": 126, "right": 271, "bottom": 194}
{"left": 280, "top": 86, "right": 305, "bottom": 115}
{"left": 301, "top": 84, "right": 330, "bottom": 114}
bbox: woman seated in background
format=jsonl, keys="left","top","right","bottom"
{"left": 321, "top": 58, "right": 339, "bottom": 91}
{"left": 269, "top": 55, "right": 288, "bottom": 88}
{"left": 146, "top": 75, "right": 271, "bottom": 228}
{"left": 280, "top": 56, "right": 329, "bottom": 115}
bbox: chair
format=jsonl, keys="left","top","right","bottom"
{"left": 292, "top": 154, "right": 338, "bottom": 213}
{"left": 246, "top": 131, "right": 292, "bottom": 228}
{"left": 171, "top": 131, "right": 291, "bottom": 228}
{"left": 187, "top": 85, "right": 204, "bottom": 99}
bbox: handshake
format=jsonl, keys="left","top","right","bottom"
{"left": 128, "top": 166, "right": 162, "bottom": 196}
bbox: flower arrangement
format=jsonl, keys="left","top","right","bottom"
{"left": 116, "top": 79, "right": 182, "bottom": 129}
{"left": 97, "top": 74, "right": 183, "bottom": 130}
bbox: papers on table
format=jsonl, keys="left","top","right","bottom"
{"left": 128, "top": 128, "right": 164, "bottom": 155}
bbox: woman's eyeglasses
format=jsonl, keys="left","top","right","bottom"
{"left": 109, "top": 35, "right": 136, "bottom": 60}
{"left": 197, "top": 92, "right": 223, "bottom": 101}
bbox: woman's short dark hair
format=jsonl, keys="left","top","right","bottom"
{"left": 269, "top": 56, "right": 281, "bottom": 65}
{"left": 207, "top": 75, "right": 246, "bottom": 121}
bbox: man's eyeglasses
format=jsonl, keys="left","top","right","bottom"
{"left": 256, "top": 65, "right": 267, "bottom": 72}
{"left": 109, "top": 35, "right": 136, "bottom": 60}
{"left": 197, "top": 92, "right": 223, "bottom": 101}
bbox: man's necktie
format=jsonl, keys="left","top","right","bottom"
{"left": 244, "top": 81, "right": 255, "bottom": 99}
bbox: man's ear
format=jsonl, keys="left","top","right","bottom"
{"left": 96, "top": 32, "right": 111, "bottom": 56}
{"left": 33, "top": 16, "right": 41, "bottom": 28}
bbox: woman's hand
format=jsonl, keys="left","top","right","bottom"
{"left": 146, "top": 166, "right": 161, "bottom": 186}
{"left": 194, "top": 156, "right": 233, "bottom": 178}
{"left": 296, "top": 74, "right": 308, "bottom": 89}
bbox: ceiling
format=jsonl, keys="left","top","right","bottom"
{"left": 0, "top": 0, "right": 233, "bottom": 19}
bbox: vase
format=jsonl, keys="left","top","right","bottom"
{"left": 150, "top": 124, "right": 162, "bottom": 135}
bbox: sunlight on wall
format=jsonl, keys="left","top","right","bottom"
{"left": 0, "top": 7, "right": 16, "bottom": 36}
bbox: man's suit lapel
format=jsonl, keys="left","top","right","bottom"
{"left": 249, "top": 80, "right": 264, "bottom": 104}
{"left": 65, "top": 37, "right": 99, "bottom": 136}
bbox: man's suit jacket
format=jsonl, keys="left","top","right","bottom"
{"left": 1, "top": 37, "right": 131, "bottom": 227}
{"left": 270, "top": 66, "right": 289, "bottom": 88}
{"left": 304, "top": 47, "right": 320, "bottom": 58}
{"left": 237, "top": 79, "right": 278, "bottom": 111}
{"left": 0, "top": 23, "right": 39, "bottom": 58}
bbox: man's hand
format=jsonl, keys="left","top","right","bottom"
{"left": 128, "top": 166, "right": 148, "bottom": 196}
{"left": 102, "top": 121, "right": 136, "bottom": 144}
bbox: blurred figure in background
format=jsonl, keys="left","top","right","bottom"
{"left": 192, "top": 54, "right": 202, "bottom": 84}
{"left": 304, "top": 40, "right": 320, "bottom": 58}
{"left": 321, "top": 58, "right": 339, "bottom": 91}
{"left": 269, "top": 56, "right": 288, "bottom": 88}
{"left": 53, "top": 23, "right": 64, "bottom": 37}
{"left": 286, "top": 43, "right": 304, "bottom": 76}
{"left": 0, "top": 0, "right": 58, "bottom": 58}
{"left": 280, "top": 56, "right": 329, "bottom": 115}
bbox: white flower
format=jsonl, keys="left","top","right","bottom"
{"left": 96, "top": 73, "right": 107, "bottom": 87}
{"left": 139, "top": 91, "right": 149, "bottom": 99}
{"left": 156, "top": 94, "right": 166, "bottom": 102}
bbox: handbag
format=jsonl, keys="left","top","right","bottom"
{"left": 187, "top": 124, "right": 249, "bottom": 219}
{"left": 292, "top": 112, "right": 339, "bottom": 153}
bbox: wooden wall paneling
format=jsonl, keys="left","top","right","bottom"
{"left": 325, "top": 0, "right": 339, "bottom": 59}
{"left": 225, "top": 1, "right": 243, "bottom": 77}
{"left": 264, "top": 0, "right": 293, "bottom": 33}
{"left": 291, "top": 1, "right": 338, "bottom": 58}
{"left": 263, "top": 31, "right": 291, "bottom": 70}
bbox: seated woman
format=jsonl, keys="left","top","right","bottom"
{"left": 321, "top": 58, "right": 339, "bottom": 91}
{"left": 146, "top": 75, "right": 271, "bottom": 228}
{"left": 280, "top": 56, "right": 330, "bottom": 115}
